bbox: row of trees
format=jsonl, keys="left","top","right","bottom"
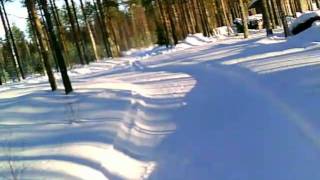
{"left": 0, "top": 0, "right": 317, "bottom": 94}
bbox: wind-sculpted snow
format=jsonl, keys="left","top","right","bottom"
{"left": 0, "top": 63, "right": 196, "bottom": 179}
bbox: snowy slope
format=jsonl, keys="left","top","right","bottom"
{"left": 290, "top": 10, "right": 320, "bottom": 31}
{"left": 1, "top": 30, "right": 320, "bottom": 179}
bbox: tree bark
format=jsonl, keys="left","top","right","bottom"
{"left": 64, "top": 0, "right": 86, "bottom": 65}
{"left": 39, "top": 0, "right": 73, "bottom": 94}
{"left": 95, "top": 0, "right": 113, "bottom": 57}
{"left": 239, "top": 0, "right": 249, "bottom": 38}
{"left": 278, "top": 0, "right": 291, "bottom": 37}
{"left": 262, "top": 0, "right": 274, "bottom": 36}
{"left": 26, "top": 0, "right": 57, "bottom": 91}
{"left": 70, "top": 0, "right": 90, "bottom": 64}
{"left": 79, "top": 0, "right": 99, "bottom": 60}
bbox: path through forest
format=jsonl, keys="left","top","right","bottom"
{"left": 1, "top": 32, "right": 320, "bottom": 179}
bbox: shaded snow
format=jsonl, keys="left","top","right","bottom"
{"left": 290, "top": 10, "right": 320, "bottom": 31}
{"left": 1, "top": 30, "right": 320, "bottom": 179}
{"left": 289, "top": 21, "right": 320, "bottom": 43}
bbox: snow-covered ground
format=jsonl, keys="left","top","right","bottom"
{"left": 1, "top": 28, "right": 320, "bottom": 179}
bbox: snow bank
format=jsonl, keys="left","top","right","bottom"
{"left": 214, "top": 26, "right": 233, "bottom": 37}
{"left": 290, "top": 10, "right": 320, "bottom": 34}
{"left": 249, "top": 14, "right": 263, "bottom": 21}
{"left": 234, "top": 14, "right": 263, "bottom": 24}
{"left": 176, "top": 33, "right": 217, "bottom": 49}
{"left": 122, "top": 33, "right": 218, "bottom": 60}
{"left": 289, "top": 21, "right": 320, "bottom": 43}
{"left": 290, "top": 11, "right": 320, "bottom": 29}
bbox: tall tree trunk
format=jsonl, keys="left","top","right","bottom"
{"left": 157, "top": 0, "right": 171, "bottom": 46}
{"left": 197, "top": 0, "right": 210, "bottom": 37}
{"left": 271, "top": 0, "right": 283, "bottom": 27}
{"left": 26, "top": 9, "right": 45, "bottom": 74}
{"left": 239, "top": 0, "right": 249, "bottom": 38}
{"left": 267, "top": 0, "right": 277, "bottom": 28}
{"left": 278, "top": 0, "right": 291, "bottom": 37}
{"left": 95, "top": 0, "right": 113, "bottom": 57}
{"left": 64, "top": 0, "right": 86, "bottom": 65}
{"left": 26, "top": 0, "right": 57, "bottom": 91}
{"left": 79, "top": 0, "right": 99, "bottom": 60}
{"left": 262, "top": 0, "right": 274, "bottom": 36}
{"left": 108, "top": 17, "right": 120, "bottom": 56}
{"left": 190, "top": 0, "right": 201, "bottom": 32}
{"left": 177, "top": 0, "right": 189, "bottom": 37}
{"left": 165, "top": 1, "right": 178, "bottom": 45}
{"left": 49, "top": 0, "right": 70, "bottom": 67}
{"left": 70, "top": 0, "right": 90, "bottom": 64}
{"left": 39, "top": 0, "right": 73, "bottom": 94}
{"left": 219, "top": 0, "right": 232, "bottom": 34}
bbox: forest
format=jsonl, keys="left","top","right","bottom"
{"left": 1, "top": 0, "right": 320, "bottom": 179}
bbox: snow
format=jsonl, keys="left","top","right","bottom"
{"left": 234, "top": 14, "right": 263, "bottom": 25}
{"left": 290, "top": 10, "right": 320, "bottom": 31}
{"left": 248, "top": 14, "right": 263, "bottom": 21}
{"left": 122, "top": 33, "right": 220, "bottom": 60}
{"left": 289, "top": 21, "right": 320, "bottom": 43}
{"left": 1, "top": 31, "right": 320, "bottom": 179}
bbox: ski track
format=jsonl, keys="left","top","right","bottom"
{"left": 1, "top": 32, "right": 320, "bottom": 179}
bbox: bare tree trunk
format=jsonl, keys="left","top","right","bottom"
{"left": 39, "top": 0, "right": 73, "bottom": 94}
{"left": 64, "top": 0, "right": 86, "bottom": 65}
{"left": 267, "top": 0, "right": 277, "bottom": 28}
{"left": 95, "top": 0, "right": 113, "bottom": 57}
{"left": 165, "top": 0, "right": 179, "bottom": 45}
{"left": 239, "top": 0, "right": 249, "bottom": 38}
{"left": 271, "top": 0, "right": 283, "bottom": 27}
{"left": 26, "top": 0, "right": 57, "bottom": 91}
{"left": 79, "top": 0, "right": 99, "bottom": 60}
{"left": 262, "top": 0, "right": 274, "bottom": 36}
{"left": 70, "top": 0, "right": 90, "bottom": 64}
{"left": 49, "top": 0, "right": 68, "bottom": 64}
{"left": 278, "top": 0, "right": 291, "bottom": 37}
{"left": 190, "top": 0, "right": 201, "bottom": 32}
{"left": 157, "top": 0, "right": 171, "bottom": 46}
{"left": 219, "top": 0, "right": 232, "bottom": 34}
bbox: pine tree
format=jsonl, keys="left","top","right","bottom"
{"left": 26, "top": 0, "right": 57, "bottom": 91}
{"left": 39, "top": 0, "right": 73, "bottom": 94}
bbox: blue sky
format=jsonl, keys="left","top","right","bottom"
{"left": 1, "top": 0, "right": 121, "bottom": 38}
{"left": 0, "top": 1, "right": 28, "bottom": 37}
{"left": 0, "top": 0, "right": 81, "bottom": 38}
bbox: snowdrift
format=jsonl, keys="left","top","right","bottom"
{"left": 290, "top": 11, "right": 320, "bottom": 35}
{"left": 122, "top": 26, "right": 234, "bottom": 60}
{"left": 175, "top": 33, "right": 216, "bottom": 49}
{"left": 289, "top": 21, "right": 320, "bottom": 43}
{"left": 122, "top": 33, "right": 221, "bottom": 59}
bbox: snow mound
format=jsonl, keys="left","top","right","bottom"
{"left": 121, "top": 45, "right": 169, "bottom": 59}
{"left": 122, "top": 33, "right": 218, "bottom": 60}
{"left": 234, "top": 14, "right": 263, "bottom": 25}
{"left": 214, "top": 26, "right": 233, "bottom": 37}
{"left": 176, "top": 33, "right": 216, "bottom": 48}
{"left": 289, "top": 21, "right": 320, "bottom": 43}
{"left": 290, "top": 10, "right": 320, "bottom": 34}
